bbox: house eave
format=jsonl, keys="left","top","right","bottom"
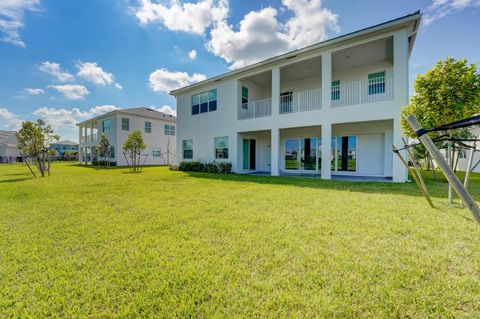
{"left": 169, "top": 10, "right": 421, "bottom": 96}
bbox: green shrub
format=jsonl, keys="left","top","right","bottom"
{"left": 176, "top": 161, "right": 232, "bottom": 174}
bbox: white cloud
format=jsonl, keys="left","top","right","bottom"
{"left": 152, "top": 105, "right": 176, "bottom": 116}
{"left": 0, "top": 107, "right": 21, "bottom": 129}
{"left": 207, "top": 0, "right": 339, "bottom": 69}
{"left": 32, "top": 105, "right": 121, "bottom": 140}
{"left": 89, "top": 105, "right": 120, "bottom": 116}
{"left": 0, "top": 0, "right": 41, "bottom": 47}
{"left": 149, "top": 68, "right": 206, "bottom": 93}
{"left": 424, "top": 0, "right": 480, "bottom": 25}
{"left": 188, "top": 49, "right": 197, "bottom": 60}
{"left": 135, "top": 0, "right": 228, "bottom": 35}
{"left": 48, "top": 84, "right": 90, "bottom": 100}
{"left": 33, "top": 107, "right": 91, "bottom": 128}
{"left": 39, "top": 61, "right": 75, "bottom": 82}
{"left": 76, "top": 62, "right": 121, "bottom": 89}
{"left": 24, "top": 88, "right": 44, "bottom": 95}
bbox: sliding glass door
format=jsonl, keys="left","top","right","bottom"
{"left": 331, "top": 135, "right": 357, "bottom": 172}
{"left": 285, "top": 137, "right": 318, "bottom": 171}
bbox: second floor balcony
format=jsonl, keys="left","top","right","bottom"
{"left": 237, "top": 74, "right": 394, "bottom": 120}
{"left": 236, "top": 36, "right": 397, "bottom": 121}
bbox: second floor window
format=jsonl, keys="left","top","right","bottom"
{"left": 368, "top": 71, "right": 386, "bottom": 95}
{"left": 102, "top": 119, "right": 112, "bottom": 133}
{"left": 121, "top": 118, "right": 129, "bottom": 131}
{"left": 241, "top": 86, "right": 249, "bottom": 107}
{"left": 331, "top": 80, "right": 340, "bottom": 101}
{"left": 280, "top": 91, "right": 293, "bottom": 113}
{"left": 192, "top": 89, "right": 217, "bottom": 115}
{"left": 145, "top": 121, "right": 151, "bottom": 133}
{"left": 164, "top": 124, "right": 175, "bottom": 136}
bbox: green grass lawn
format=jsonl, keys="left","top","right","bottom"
{"left": 1, "top": 163, "right": 480, "bottom": 318}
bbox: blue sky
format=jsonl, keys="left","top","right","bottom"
{"left": 0, "top": 0, "right": 479, "bottom": 140}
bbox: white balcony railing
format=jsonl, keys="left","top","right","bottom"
{"left": 238, "top": 98, "right": 272, "bottom": 120}
{"left": 331, "top": 75, "right": 394, "bottom": 108}
{"left": 279, "top": 88, "right": 322, "bottom": 114}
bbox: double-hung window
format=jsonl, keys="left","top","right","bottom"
{"left": 191, "top": 89, "right": 217, "bottom": 115}
{"left": 215, "top": 136, "right": 228, "bottom": 159}
{"left": 331, "top": 80, "right": 340, "bottom": 101}
{"left": 183, "top": 139, "right": 193, "bottom": 159}
{"left": 368, "top": 71, "right": 386, "bottom": 95}
{"left": 102, "top": 119, "right": 112, "bottom": 133}
{"left": 152, "top": 148, "right": 161, "bottom": 158}
{"left": 164, "top": 124, "right": 175, "bottom": 136}
{"left": 121, "top": 118, "right": 129, "bottom": 131}
{"left": 145, "top": 121, "right": 152, "bottom": 133}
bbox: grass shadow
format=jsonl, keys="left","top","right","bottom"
{"left": 0, "top": 177, "right": 34, "bottom": 183}
{"left": 182, "top": 169, "right": 479, "bottom": 202}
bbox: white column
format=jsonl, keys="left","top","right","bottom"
{"left": 392, "top": 29, "right": 409, "bottom": 182}
{"left": 393, "top": 29, "right": 408, "bottom": 104}
{"left": 271, "top": 67, "right": 280, "bottom": 115}
{"left": 79, "top": 147, "right": 83, "bottom": 164}
{"left": 79, "top": 126, "right": 83, "bottom": 144}
{"left": 321, "top": 52, "right": 332, "bottom": 110}
{"left": 321, "top": 123, "right": 332, "bottom": 180}
{"left": 271, "top": 128, "right": 280, "bottom": 176}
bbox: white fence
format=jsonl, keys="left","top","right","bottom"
{"left": 279, "top": 88, "right": 322, "bottom": 114}
{"left": 238, "top": 98, "right": 272, "bottom": 120}
{"left": 331, "top": 75, "right": 394, "bottom": 107}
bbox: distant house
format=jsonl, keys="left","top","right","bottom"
{"left": 76, "top": 107, "right": 176, "bottom": 166}
{"left": 0, "top": 130, "right": 21, "bottom": 163}
{"left": 50, "top": 140, "right": 79, "bottom": 160}
{"left": 452, "top": 127, "right": 480, "bottom": 173}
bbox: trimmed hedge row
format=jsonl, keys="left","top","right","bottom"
{"left": 170, "top": 161, "right": 232, "bottom": 174}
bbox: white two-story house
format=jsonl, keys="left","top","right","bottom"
{"left": 77, "top": 107, "right": 176, "bottom": 166}
{"left": 171, "top": 12, "right": 421, "bottom": 182}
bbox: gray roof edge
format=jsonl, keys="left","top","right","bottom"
{"left": 76, "top": 107, "right": 176, "bottom": 126}
{"left": 170, "top": 10, "right": 421, "bottom": 96}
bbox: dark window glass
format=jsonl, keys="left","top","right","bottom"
{"left": 209, "top": 100, "right": 217, "bottom": 112}
{"left": 200, "top": 102, "right": 208, "bottom": 113}
{"left": 192, "top": 104, "right": 199, "bottom": 115}
{"left": 183, "top": 150, "right": 193, "bottom": 159}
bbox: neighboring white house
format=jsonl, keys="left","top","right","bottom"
{"left": 454, "top": 127, "right": 480, "bottom": 173}
{"left": 76, "top": 107, "right": 176, "bottom": 166}
{"left": 0, "top": 130, "right": 21, "bottom": 163}
{"left": 170, "top": 12, "right": 421, "bottom": 182}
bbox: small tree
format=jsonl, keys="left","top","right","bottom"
{"left": 401, "top": 58, "right": 480, "bottom": 138}
{"left": 123, "top": 130, "right": 147, "bottom": 173}
{"left": 96, "top": 134, "right": 111, "bottom": 166}
{"left": 16, "top": 119, "right": 60, "bottom": 177}
{"left": 401, "top": 58, "right": 480, "bottom": 172}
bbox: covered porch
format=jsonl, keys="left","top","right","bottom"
{"left": 236, "top": 119, "right": 397, "bottom": 181}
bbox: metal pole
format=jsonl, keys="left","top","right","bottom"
{"left": 464, "top": 142, "right": 475, "bottom": 188}
{"left": 401, "top": 137, "right": 433, "bottom": 206}
{"left": 407, "top": 115, "right": 480, "bottom": 224}
{"left": 447, "top": 141, "right": 453, "bottom": 203}
{"left": 392, "top": 145, "right": 434, "bottom": 208}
